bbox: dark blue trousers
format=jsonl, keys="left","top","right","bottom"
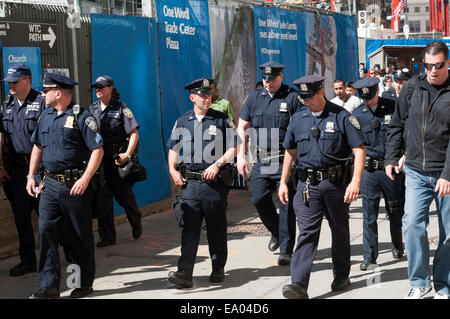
{"left": 291, "top": 180, "right": 350, "bottom": 288}
{"left": 97, "top": 162, "right": 141, "bottom": 242}
{"left": 361, "top": 169, "right": 404, "bottom": 261}
{"left": 178, "top": 179, "right": 229, "bottom": 273}
{"left": 250, "top": 162, "right": 296, "bottom": 254}
{"left": 38, "top": 177, "right": 95, "bottom": 289}
{"left": 3, "top": 165, "right": 39, "bottom": 266}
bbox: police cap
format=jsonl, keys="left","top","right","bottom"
{"left": 259, "top": 62, "right": 285, "bottom": 81}
{"left": 184, "top": 77, "right": 213, "bottom": 95}
{"left": 293, "top": 75, "right": 325, "bottom": 99}
{"left": 91, "top": 75, "right": 114, "bottom": 88}
{"left": 42, "top": 72, "right": 78, "bottom": 91}
{"left": 3, "top": 64, "right": 31, "bottom": 82}
{"left": 353, "top": 77, "right": 379, "bottom": 100}
{"left": 393, "top": 68, "right": 411, "bottom": 81}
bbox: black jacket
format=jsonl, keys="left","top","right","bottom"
{"left": 385, "top": 73, "right": 450, "bottom": 181}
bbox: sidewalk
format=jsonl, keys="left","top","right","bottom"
{"left": 0, "top": 189, "right": 440, "bottom": 299}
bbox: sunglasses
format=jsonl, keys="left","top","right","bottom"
{"left": 42, "top": 88, "right": 60, "bottom": 94}
{"left": 424, "top": 61, "right": 447, "bottom": 71}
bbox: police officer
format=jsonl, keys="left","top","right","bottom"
{"left": 167, "top": 78, "right": 238, "bottom": 288}
{"left": 382, "top": 69, "right": 411, "bottom": 102}
{"left": 237, "top": 62, "right": 301, "bottom": 265}
{"left": 0, "top": 64, "right": 45, "bottom": 276}
{"left": 89, "top": 75, "right": 141, "bottom": 247}
{"left": 279, "top": 75, "right": 366, "bottom": 299}
{"left": 26, "top": 73, "right": 104, "bottom": 299}
{"left": 352, "top": 78, "right": 405, "bottom": 271}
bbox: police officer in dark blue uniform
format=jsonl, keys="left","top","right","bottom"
{"left": 26, "top": 73, "right": 104, "bottom": 299}
{"left": 279, "top": 75, "right": 366, "bottom": 299}
{"left": 352, "top": 78, "right": 405, "bottom": 270}
{"left": 237, "top": 62, "right": 301, "bottom": 265}
{"left": 167, "top": 78, "right": 239, "bottom": 288}
{"left": 89, "top": 75, "right": 141, "bottom": 247}
{"left": 382, "top": 69, "right": 410, "bottom": 102}
{"left": 0, "top": 64, "right": 44, "bottom": 276}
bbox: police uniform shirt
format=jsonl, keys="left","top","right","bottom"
{"left": 89, "top": 99, "right": 139, "bottom": 159}
{"left": 0, "top": 89, "right": 46, "bottom": 154}
{"left": 167, "top": 108, "right": 239, "bottom": 172}
{"left": 352, "top": 97, "right": 395, "bottom": 159}
{"left": 283, "top": 100, "right": 364, "bottom": 169}
{"left": 239, "top": 84, "right": 302, "bottom": 150}
{"left": 31, "top": 103, "right": 103, "bottom": 173}
{"left": 381, "top": 88, "right": 397, "bottom": 102}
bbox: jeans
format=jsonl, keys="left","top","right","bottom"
{"left": 403, "top": 166, "right": 450, "bottom": 295}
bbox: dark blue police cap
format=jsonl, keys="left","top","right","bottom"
{"left": 293, "top": 75, "right": 325, "bottom": 99}
{"left": 353, "top": 77, "right": 379, "bottom": 100}
{"left": 3, "top": 64, "right": 31, "bottom": 82}
{"left": 259, "top": 62, "right": 285, "bottom": 81}
{"left": 91, "top": 75, "right": 114, "bottom": 88}
{"left": 42, "top": 72, "right": 78, "bottom": 90}
{"left": 184, "top": 77, "right": 213, "bottom": 95}
{"left": 393, "top": 69, "right": 411, "bottom": 81}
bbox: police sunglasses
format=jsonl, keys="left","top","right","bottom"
{"left": 423, "top": 61, "right": 447, "bottom": 71}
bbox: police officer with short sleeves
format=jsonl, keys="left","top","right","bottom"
{"left": 352, "top": 78, "right": 404, "bottom": 271}
{"left": 279, "top": 75, "right": 366, "bottom": 299}
{"left": 237, "top": 62, "right": 301, "bottom": 265}
{"left": 0, "top": 64, "right": 45, "bottom": 276}
{"left": 167, "top": 78, "right": 239, "bottom": 288}
{"left": 26, "top": 73, "right": 104, "bottom": 299}
{"left": 89, "top": 76, "right": 142, "bottom": 247}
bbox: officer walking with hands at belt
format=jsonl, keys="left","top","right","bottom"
{"left": 89, "top": 75, "right": 142, "bottom": 247}
{"left": 0, "top": 64, "right": 45, "bottom": 277}
{"left": 279, "top": 75, "right": 366, "bottom": 299}
{"left": 167, "top": 78, "right": 239, "bottom": 288}
{"left": 26, "top": 73, "right": 104, "bottom": 299}
{"left": 237, "top": 62, "right": 301, "bottom": 265}
{"left": 352, "top": 77, "right": 404, "bottom": 271}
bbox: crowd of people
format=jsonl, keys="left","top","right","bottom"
{"left": 0, "top": 41, "right": 448, "bottom": 300}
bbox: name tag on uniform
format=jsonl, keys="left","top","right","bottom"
{"left": 279, "top": 102, "right": 288, "bottom": 112}
{"left": 64, "top": 116, "right": 74, "bottom": 129}
{"left": 107, "top": 111, "right": 120, "bottom": 118}
{"left": 383, "top": 115, "right": 391, "bottom": 125}
{"left": 208, "top": 125, "right": 217, "bottom": 135}
{"left": 325, "top": 121, "right": 335, "bottom": 133}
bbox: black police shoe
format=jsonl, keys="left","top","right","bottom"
{"left": 132, "top": 222, "right": 142, "bottom": 239}
{"left": 360, "top": 259, "right": 377, "bottom": 271}
{"left": 168, "top": 270, "right": 193, "bottom": 288}
{"left": 268, "top": 235, "right": 279, "bottom": 252}
{"left": 96, "top": 239, "right": 116, "bottom": 248}
{"left": 70, "top": 287, "right": 93, "bottom": 298}
{"left": 278, "top": 254, "right": 292, "bottom": 266}
{"left": 29, "top": 287, "right": 60, "bottom": 299}
{"left": 282, "top": 283, "right": 309, "bottom": 299}
{"left": 331, "top": 277, "right": 351, "bottom": 292}
{"left": 209, "top": 268, "right": 225, "bottom": 282}
{"left": 392, "top": 248, "right": 404, "bottom": 259}
{"left": 9, "top": 263, "right": 37, "bottom": 277}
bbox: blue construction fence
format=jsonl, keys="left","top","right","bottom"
{"left": 90, "top": 1, "right": 359, "bottom": 215}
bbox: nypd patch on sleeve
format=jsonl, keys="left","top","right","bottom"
{"left": 85, "top": 116, "right": 98, "bottom": 132}
{"left": 123, "top": 107, "right": 134, "bottom": 119}
{"left": 348, "top": 115, "right": 360, "bottom": 130}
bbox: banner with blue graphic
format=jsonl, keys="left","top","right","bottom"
{"left": 156, "top": 0, "right": 212, "bottom": 150}
{"left": 253, "top": 6, "right": 306, "bottom": 87}
{"left": 2, "top": 47, "right": 41, "bottom": 94}
{"left": 91, "top": 14, "right": 171, "bottom": 213}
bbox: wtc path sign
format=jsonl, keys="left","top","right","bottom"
{"left": 0, "top": 20, "right": 57, "bottom": 53}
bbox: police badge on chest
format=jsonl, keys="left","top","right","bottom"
{"left": 64, "top": 116, "right": 74, "bottom": 129}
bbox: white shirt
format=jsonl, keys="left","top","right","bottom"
{"left": 330, "top": 95, "right": 362, "bottom": 113}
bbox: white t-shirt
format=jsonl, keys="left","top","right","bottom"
{"left": 330, "top": 95, "right": 362, "bottom": 113}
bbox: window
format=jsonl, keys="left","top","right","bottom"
{"left": 404, "top": 7, "right": 409, "bottom": 13}
{"left": 426, "top": 6, "right": 429, "bottom": 12}
{"left": 426, "top": 20, "right": 430, "bottom": 32}
{"left": 414, "top": 7, "right": 420, "bottom": 13}
{"left": 409, "top": 20, "right": 421, "bottom": 33}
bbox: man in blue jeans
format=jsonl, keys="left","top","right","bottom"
{"left": 385, "top": 41, "right": 450, "bottom": 299}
